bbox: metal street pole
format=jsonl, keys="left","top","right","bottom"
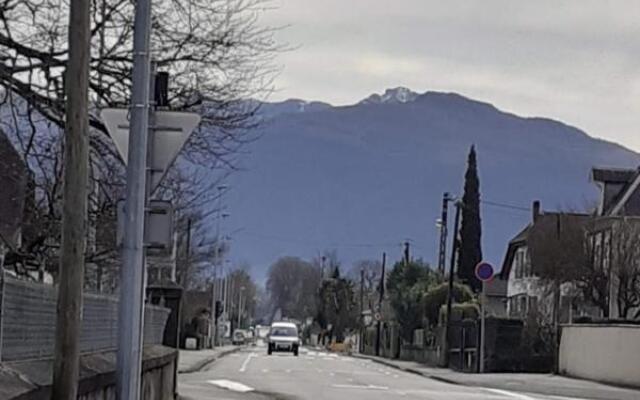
{"left": 51, "top": 0, "right": 90, "bottom": 396}
{"left": 480, "top": 280, "right": 486, "bottom": 373}
{"left": 116, "top": 0, "right": 152, "bottom": 396}
{"left": 359, "top": 267, "right": 364, "bottom": 353}
{"left": 444, "top": 200, "right": 462, "bottom": 367}
{"left": 437, "top": 192, "right": 450, "bottom": 275}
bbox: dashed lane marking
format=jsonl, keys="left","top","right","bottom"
{"left": 239, "top": 352, "right": 256, "bottom": 373}
{"left": 208, "top": 380, "right": 254, "bottom": 393}
{"left": 484, "top": 388, "right": 540, "bottom": 400}
{"left": 331, "top": 384, "right": 389, "bottom": 391}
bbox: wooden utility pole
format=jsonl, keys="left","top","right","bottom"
{"left": 404, "top": 241, "right": 410, "bottom": 265}
{"left": 375, "top": 252, "right": 386, "bottom": 356}
{"left": 51, "top": 0, "right": 90, "bottom": 396}
{"left": 443, "top": 200, "right": 462, "bottom": 367}
{"left": 437, "top": 192, "right": 450, "bottom": 275}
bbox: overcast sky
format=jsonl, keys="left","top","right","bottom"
{"left": 261, "top": 0, "right": 640, "bottom": 151}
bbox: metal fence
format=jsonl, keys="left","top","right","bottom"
{"left": 0, "top": 273, "right": 170, "bottom": 362}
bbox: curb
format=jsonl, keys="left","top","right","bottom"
{"left": 178, "top": 347, "right": 241, "bottom": 374}
{"left": 350, "top": 353, "right": 462, "bottom": 386}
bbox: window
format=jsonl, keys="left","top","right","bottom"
{"left": 519, "top": 296, "right": 527, "bottom": 314}
{"left": 528, "top": 296, "right": 538, "bottom": 314}
{"left": 524, "top": 249, "right": 532, "bottom": 277}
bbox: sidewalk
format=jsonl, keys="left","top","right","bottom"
{"left": 352, "top": 353, "right": 640, "bottom": 400}
{"left": 178, "top": 345, "right": 239, "bottom": 374}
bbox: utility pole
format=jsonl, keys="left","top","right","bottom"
{"left": 359, "top": 267, "right": 364, "bottom": 353}
{"left": 553, "top": 214, "right": 561, "bottom": 373}
{"left": 403, "top": 241, "right": 410, "bottom": 265}
{"left": 444, "top": 200, "right": 462, "bottom": 367}
{"left": 437, "top": 192, "right": 450, "bottom": 275}
{"left": 51, "top": 0, "right": 90, "bottom": 396}
{"left": 237, "top": 286, "right": 246, "bottom": 329}
{"left": 116, "top": 0, "right": 152, "bottom": 395}
{"left": 375, "top": 252, "right": 386, "bottom": 356}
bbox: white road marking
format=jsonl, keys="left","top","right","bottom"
{"left": 208, "top": 380, "right": 254, "bottom": 393}
{"left": 285, "top": 369, "right": 292, "bottom": 373}
{"left": 239, "top": 352, "right": 256, "bottom": 373}
{"left": 329, "top": 372, "right": 335, "bottom": 377}
{"left": 261, "top": 369, "right": 269, "bottom": 373}
{"left": 485, "top": 388, "right": 539, "bottom": 400}
{"left": 332, "top": 384, "right": 389, "bottom": 391}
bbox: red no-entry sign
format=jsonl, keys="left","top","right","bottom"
{"left": 475, "top": 262, "right": 495, "bottom": 282}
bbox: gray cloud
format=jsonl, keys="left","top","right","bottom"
{"left": 261, "top": 0, "right": 640, "bottom": 150}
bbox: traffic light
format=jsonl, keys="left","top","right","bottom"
{"left": 215, "top": 300, "right": 224, "bottom": 319}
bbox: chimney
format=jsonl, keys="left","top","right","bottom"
{"left": 532, "top": 200, "right": 541, "bottom": 223}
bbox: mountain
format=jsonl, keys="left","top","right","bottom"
{"left": 225, "top": 89, "right": 640, "bottom": 280}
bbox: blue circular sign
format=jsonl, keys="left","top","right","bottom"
{"left": 475, "top": 262, "right": 494, "bottom": 282}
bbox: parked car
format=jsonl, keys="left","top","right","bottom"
{"left": 267, "top": 322, "right": 300, "bottom": 356}
{"left": 232, "top": 329, "right": 247, "bottom": 345}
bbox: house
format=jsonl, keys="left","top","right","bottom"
{"left": 0, "top": 130, "right": 28, "bottom": 267}
{"left": 500, "top": 201, "right": 595, "bottom": 323}
{"left": 484, "top": 278, "right": 507, "bottom": 317}
{"left": 589, "top": 167, "right": 640, "bottom": 319}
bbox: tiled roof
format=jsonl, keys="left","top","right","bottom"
{"left": 591, "top": 167, "right": 636, "bottom": 184}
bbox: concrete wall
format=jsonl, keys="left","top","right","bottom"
{"left": 1, "top": 345, "right": 177, "bottom": 400}
{"left": 560, "top": 324, "right": 640, "bottom": 387}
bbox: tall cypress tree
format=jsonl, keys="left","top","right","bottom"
{"left": 458, "top": 145, "right": 482, "bottom": 292}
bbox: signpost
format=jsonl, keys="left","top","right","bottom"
{"left": 102, "top": 104, "right": 199, "bottom": 399}
{"left": 475, "top": 261, "right": 494, "bottom": 373}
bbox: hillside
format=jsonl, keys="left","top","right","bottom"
{"left": 224, "top": 88, "right": 640, "bottom": 279}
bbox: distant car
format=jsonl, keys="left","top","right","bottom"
{"left": 267, "top": 322, "right": 300, "bottom": 356}
{"left": 232, "top": 329, "right": 247, "bottom": 345}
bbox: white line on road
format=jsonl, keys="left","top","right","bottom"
{"left": 239, "top": 352, "right": 256, "bottom": 373}
{"left": 332, "top": 384, "right": 389, "bottom": 391}
{"left": 485, "top": 388, "right": 540, "bottom": 400}
{"left": 208, "top": 380, "right": 255, "bottom": 393}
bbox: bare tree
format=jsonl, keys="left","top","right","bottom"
{"left": 348, "top": 259, "right": 381, "bottom": 310}
{"left": 528, "top": 213, "right": 608, "bottom": 317}
{"left": 609, "top": 219, "right": 640, "bottom": 319}
{"left": 267, "top": 256, "right": 320, "bottom": 321}
{"left": 0, "top": 0, "right": 279, "bottom": 284}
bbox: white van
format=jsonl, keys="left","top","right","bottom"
{"left": 267, "top": 322, "right": 300, "bottom": 356}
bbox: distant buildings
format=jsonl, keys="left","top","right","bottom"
{"left": 501, "top": 166, "right": 640, "bottom": 324}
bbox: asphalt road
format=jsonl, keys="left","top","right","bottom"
{"left": 178, "top": 346, "right": 594, "bottom": 400}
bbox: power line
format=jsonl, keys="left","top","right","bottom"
{"left": 239, "top": 230, "right": 403, "bottom": 249}
{"left": 481, "top": 199, "right": 531, "bottom": 213}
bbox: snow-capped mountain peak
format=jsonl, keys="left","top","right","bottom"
{"left": 360, "top": 87, "right": 419, "bottom": 105}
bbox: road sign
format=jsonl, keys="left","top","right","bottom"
{"left": 475, "top": 261, "right": 495, "bottom": 282}
{"left": 475, "top": 261, "right": 494, "bottom": 373}
{"left": 374, "top": 312, "right": 382, "bottom": 321}
{"left": 117, "top": 199, "right": 174, "bottom": 251}
{"left": 101, "top": 108, "right": 201, "bottom": 191}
